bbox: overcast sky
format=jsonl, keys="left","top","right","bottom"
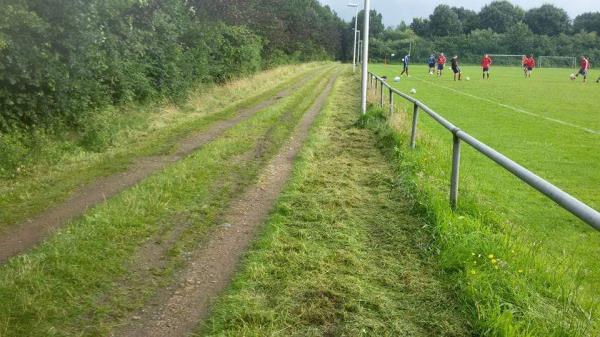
{"left": 319, "top": 0, "right": 600, "bottom": 27}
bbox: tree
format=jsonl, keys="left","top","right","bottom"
{"left": 525, "top": 4, "right": 570, "bottom": 36}
{"left": 503, "top": 22, "right": 534, "bottom": 53}
{"left": 410, "top": 18, "right": 430, "bottom": 37}
{"left": 355, "top": 9, "right": 385, "bottom": 38}
{"left": 452, "top": 7, "right": 480, "bottom": 33}
{"left": 573, "top": 12, "right": 600, "bottom": 33}
{"left": 429, "top": 5, "right": 462, "bottom": 37}
{"left": 479, "top": 1, "right": 525, "bottom": 33}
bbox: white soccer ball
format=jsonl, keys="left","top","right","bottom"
{"left": 570, "top": 74, "right": 576, "bottom": 80}
{"left": 429, "top": 71, "right": 434, "bottom": 75}
{"left": 466, "top": 76, "right": 471, "bottom": 81}
{"left": 410, "top": 88, "right": 417, "bottom": 94}
{"left": 394, "top": 76, "right": 401, "bottom": 82}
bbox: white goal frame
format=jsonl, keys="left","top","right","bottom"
{"left": 538, "top": 56, "right": 577, "bottom": 68}
{"left": 487, "top": 54, "right": 527, "bottom": 66}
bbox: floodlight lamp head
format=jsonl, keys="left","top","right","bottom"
{"left": 347, "top": 3, "right": 359, "bottom": 7}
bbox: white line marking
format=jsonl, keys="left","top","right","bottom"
{"left": 412, "top": 77, "right": 600, "bottom": 135}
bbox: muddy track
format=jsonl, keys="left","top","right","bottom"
{"left": 116, "top": 72, "right": 340, "bottom": 337}
{"left": 0, "top": 69, "right": 322, "bottom": 264}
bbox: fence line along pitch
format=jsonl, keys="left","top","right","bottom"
{"left": 367, "top": 72, "right": 600, "bottom": 232}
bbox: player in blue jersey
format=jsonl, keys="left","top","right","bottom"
{"left": 400, "top": 54, "right": 410, "bottom": 76}
{"left": 427, "top": 54, "right": 436, "bottom": 74}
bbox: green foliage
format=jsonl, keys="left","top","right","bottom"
{"left": 0, "top": 128, "right": 71, "bottom": 179}
{"left": 0, "top": 0, "right": 343, "bottom": 133}
{"left": 205, "top": 24, "right": 263, "bottom": 82}
{"left": 574, "top": 12, "right": 600, "bottom": 34}
{"left": 0, "top": 0, "right": 344, "bottom": 177}
{"left": 429, "top": 5, "right": 463, "bottom": 37}
{"left": 77, "top": 109, "right": 119, "bottom": 152}
{"left": 525, "top": 4, "right": 571, "bottom": 36}
{"left": 452, "top": 7, "right": 480, "bottom": 34}
{"left": 479, "top": 1, "right": 525, "bottom": 34}
{"left": 194, "top": 0, "right": 348, "bottom": 63}
{"left": 355, "top": 9, "right": 385, "bottom": 38}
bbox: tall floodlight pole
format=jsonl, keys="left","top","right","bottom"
{"left": 358, "top": 40, "right": 362, "bottom": 64}
{"left": 360, "top": 0, "right": 370, "bottom": 114}
{"left": 347, "top": 3, "right": 359, "bottom": 72}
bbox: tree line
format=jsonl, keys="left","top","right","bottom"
{"left": 2, "top": 0, "right": 599, "bottom": 134}
{"left": 0, "top": 0, "right": 348, "bottom": 133}
{"left": 358, "top": 1, "right": 600, "bottom": 65}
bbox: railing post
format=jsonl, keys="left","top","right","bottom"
{"left": 450, "top": 133, "right": 461, "bottom": 210}
{"left": 380, "top": 83, "right": 384, "bottom": 107}
{"left": 389, "top": 88, "right": 393, "bottom": 114}
{"left": 375, "top": 78, "right": 378, "bottom": 92}
{"left": 410, "top": 103, "right": 419, "bottom": 149}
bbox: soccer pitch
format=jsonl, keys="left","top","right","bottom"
{"left": 371, "top": 64, "right": 600, "bottom": 308}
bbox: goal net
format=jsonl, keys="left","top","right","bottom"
{"left": 538, "top": 56, "right": 577, "bottom": 68}
{"left": 487, "top": 54, "right": 527, "bottom": 67}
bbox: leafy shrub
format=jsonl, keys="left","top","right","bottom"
{"left": 77, "top": 109, "right": 118, "bottom": 152}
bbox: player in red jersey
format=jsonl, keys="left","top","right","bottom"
{"left": 481, "top": 54, "right": 492, "bottom": 79}
{"left": 524, "top": 55, "right": 536, "bottom": 78}
{"left": 575, "top": 56, "right": 590, "bottom": 82}
{"left": 437, "top": 53, "right": 447, "bottom": 77}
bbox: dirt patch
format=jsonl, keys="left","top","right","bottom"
{"left": 116, "top": 73, "right": 339, "bottom": 337}
{"left": 0, "top": 72, "right": 318, "bottom": 264}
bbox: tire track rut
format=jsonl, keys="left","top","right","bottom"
{"left": 116, "top": 71, "right": 339, "bottom": 337}
{"left": 0, "top": 70, "right": 321, "bottom": 263}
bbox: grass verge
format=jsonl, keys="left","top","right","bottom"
{"left": 199, "top": 69, "right": 470, "bottom": 336}
{"left": 0, "top": 65, "right": 337, "bottom": 336}
{"left": 0, "top": 62, "right": 330, "bottom": 229}
{"left": 356, "top": 103, "right": 596, "bottom": 336}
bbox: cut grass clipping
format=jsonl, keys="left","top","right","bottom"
{"left": 368, "top": 63, "right": 598, "bottom": 336}
{"left": 200, "top": 69, "right": 470, "bottom": 336}
{"left": 0, "top": 65, "right": 338, "bottom": 336}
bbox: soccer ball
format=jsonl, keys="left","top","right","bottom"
{"left": 466, "top": 77, "right": 471, "bottom": 81}
{"left": 410, "top": 88, "right": 417, "bottom": 94}
{"left": 429, "top": 71, "right": 434, "bottom": 75}
{"left": 394, "top": 76, "right": 401, "bottom": 82}
{"left": 570, "top": 74, "right": 576, "bottom": 80}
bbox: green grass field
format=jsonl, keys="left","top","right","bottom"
{"left": 371, "top": 64, "right": 600, "bottom": 334}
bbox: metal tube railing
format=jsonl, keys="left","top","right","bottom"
{"left": 368, "top": 72, "right": 600, "bottom": 231}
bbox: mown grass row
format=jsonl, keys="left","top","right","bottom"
{"left": 358, "top": 103, "right": 596, "bottom": 336}
{"left": 200, "top": 69, "right": 470, "bottom": 336}
{"left": 0, "top": 62, "right": 327, "bottom": 229}
{"left": 0, "top": 65, "right": 337, "bottom": 336}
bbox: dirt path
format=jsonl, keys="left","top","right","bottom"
{"left": 116, "top": 72, "right": 339, "bottom": 337}
{"left": 0, "top": 71, "right": 319, "bottom": 263}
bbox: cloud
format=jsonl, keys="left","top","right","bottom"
{"left": 321, "top": 0, "right": 600, "bottom": 27}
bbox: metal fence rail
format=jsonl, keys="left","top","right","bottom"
{"left": 368, "top": 72, "right": 600, "bottom": 232}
